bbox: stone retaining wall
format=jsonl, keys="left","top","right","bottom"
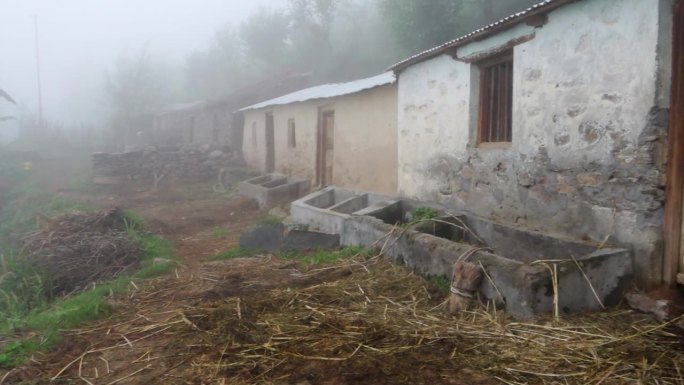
{"left": 92, "top": 146, "right": 245, "bottom": 183}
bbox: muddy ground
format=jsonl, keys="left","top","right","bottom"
{"left": 0, "top": 170, "right": 501, "bottom": 385}
{"left": 0, "top": 158, "right": 682, "bottom": 385}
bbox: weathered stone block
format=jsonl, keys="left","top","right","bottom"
{"left": 283, "top": 230, "right": 340, "bottom": 252}
{"left": 239, "top": 223, "right": 284, "bottom": 252}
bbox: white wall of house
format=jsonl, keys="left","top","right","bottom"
{"left": 397, "top": 0, "right": 669, "bottom": 286}
{"left": 242, "top": 84, "right": 398, "bottom": 194}
{"left": 334, "top": 85, "right": 398, "bottom": 194}
{"left": 242, "top": 100, "right": 319, "bottom": 180}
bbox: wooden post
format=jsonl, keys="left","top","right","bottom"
{"left": 664, "top": 0, "right": 684, "bottom": 287}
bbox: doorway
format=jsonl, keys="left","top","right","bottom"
{"left": 665, "top": 0, "right": 684, "bottom": 286}
{"left": 265, "top": 112, "right": 275, "bottom": 173}
{"left": 316, "top": 109, "right": 335, "bottom": 187}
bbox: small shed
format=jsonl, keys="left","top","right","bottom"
{"left": 239, "top": 72, "right": 398, "bottom": 195}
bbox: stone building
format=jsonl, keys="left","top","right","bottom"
{"left": 240, "top": 72, "right": 398, "bottom": 195}
{"left": 154, "top": 99, "right": 239, "bottom": 150}
{"left": 390, "top": 0, "right": 683, "bottom": 288}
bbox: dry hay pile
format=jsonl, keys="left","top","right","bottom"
{"left": 178, "top": 256, "right": 684, "bottom": 385}
{"left": 20, "top": 208, "right": 140, "bottom": 297}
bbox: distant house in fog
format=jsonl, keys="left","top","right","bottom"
{"left": 239, "top": 72, "right": 398, "bottom": 195}
{"left": 389, "top": 0, "right": 682, "bottom": 289}
{"left": 123, "top": 71, "right": 312, "bottom": 151}
{"left": 154, "top": 100, "right": 237, "bottom": 149}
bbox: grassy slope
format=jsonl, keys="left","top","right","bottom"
{"left": 0, "top": 188, "right": 176, "bottom": 368}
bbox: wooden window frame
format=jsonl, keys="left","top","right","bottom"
{"left": 477, "top": 51, "right": 514, "bottom": 147}
{"left": 287, "top": 118, "right": 296, "bottom": 148}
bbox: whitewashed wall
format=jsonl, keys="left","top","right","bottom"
{"left": 397, "top": 0, "right": 668, "bottom": 286}
{"left": 242, "top": 84, "right": 398, "bottom": 194}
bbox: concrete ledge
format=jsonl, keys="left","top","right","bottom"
{"left": 291, "top": 187, "right": 394, "bottom": 237}
{"left": 239, "top": 174, "right": 311, "bottom": 209}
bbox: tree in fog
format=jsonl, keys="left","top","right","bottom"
{"left": 184, "top": 0, "right": 404, "bottom": 101}
{"left": 105, "top": 48, "right": 167, "bottom": 150}
{"left": 240, "top": 8, "right": 292, "bottom": 68}
{"left": 0, "top": 88, "right": 16, "bottom": 123}
{"left": 380, "top": 0, "right": 544, "bottom": 55}
{"left": 186, "top": 26, "right": 248, "bottom": 100}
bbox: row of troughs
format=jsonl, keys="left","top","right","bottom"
{"left": 239, "top": 176, "right": 631, "bottom": 320}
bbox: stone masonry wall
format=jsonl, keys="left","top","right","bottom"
{"left": 397, "top": 0, "right": 669, "bottom": 286}
{"left": 93, "top": 146, "right": 245, "bottom": 182}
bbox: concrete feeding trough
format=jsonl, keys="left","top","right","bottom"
{"left": 291, "top": 187, "right": 399, "bottom": 242}
{"left": 291, "top": 188, "right": 632, "bottom": 319}
{"left": 238, "top": 174, "right": 311, "bottom": 209}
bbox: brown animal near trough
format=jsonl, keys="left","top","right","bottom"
{"left": 448, "top": 259, "right": 484, "bottom": 315}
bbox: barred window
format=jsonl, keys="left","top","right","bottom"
{"left": 478, "top": 52, "right": 513, "bottom": 144}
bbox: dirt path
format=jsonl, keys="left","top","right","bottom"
{"left": 0, "top": 183, "right": 270, "bottom": 384}
{"left": 0, "top": 182, "right": 499, "bottom": 385}
{"left": 2, "top": 181, "right": 680, "bottom": 385}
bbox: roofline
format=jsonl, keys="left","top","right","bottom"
{"left": 237, "top": 72, "right": 395, "bottom": 113}
{"left": 389, "top": 0, "right": 580, "bottom": 73}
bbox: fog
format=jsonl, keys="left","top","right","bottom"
{"left": 0, "top": 0, "right": 539, "bottom": 147}
{"left": 0, "top": 0, "right": 286, "bottom": 130}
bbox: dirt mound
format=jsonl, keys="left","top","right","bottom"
{"left": 21, "top": 208, "right": 140, "bottom": 297}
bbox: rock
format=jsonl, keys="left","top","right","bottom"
{"left": 208, "top": 150, "right": 224, "bottom": 159}
{"left": 239, "top": 223, "right": 285, "bottom": 252}
{"left": 576, "top": 172, "right": 603, "bottom": 187}
{"left": 283, "top": 230, "right": 340, "bottom": 252}
{"left": 153, "top": 257, "right": 174, "bottom": 265}
{"left": 268, "top": 206, "right": 289, "bottom": 219}
{"left": 625, "top": 292, "right": 684, "bottom": 322}
{"left": 518, "top": 172, "right": 533, "bottom": 187}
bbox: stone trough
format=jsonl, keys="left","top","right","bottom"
{"left": 290, "top": 187, "right": 399, "bottom": 242}
{"left": 238, "top": 174, "right": 311, "bottom": 209}
{"left": 291, "top": 187, "right": 632, "bottom": 319}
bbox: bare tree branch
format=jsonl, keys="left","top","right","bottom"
{"left": 0, "top": 88, "right": 16, "bottom": 104}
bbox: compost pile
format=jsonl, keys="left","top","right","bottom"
{"left": 178, "top": 256, "right": 684, "bottom": 385}
{"left": 21, "top": 208, "right": 140, "bottom": 297}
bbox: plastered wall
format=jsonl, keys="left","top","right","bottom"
{"left": 242, "top": 84, "right": 398, "bottom": 195}
{"left": 397, "top": 0, "right": 669, "bottom": 286}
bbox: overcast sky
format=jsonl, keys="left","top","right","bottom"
{"left": 0, "top": 0, "right": 286, "bottom": 130}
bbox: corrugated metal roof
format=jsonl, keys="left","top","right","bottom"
{"left": 238, "top": 71, "right": 396, "bottom": 112}
{"left": 390, "top": 0, "right": 577, "bottom": 72}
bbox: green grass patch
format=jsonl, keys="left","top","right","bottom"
{"left": 211, "top": 227, "right": 228, "bottom": 239}
{"left": 411, "top": 207, "right": 438, "bottom": 221}
{"left": 209, "top": 246, "right": 256, "bottom": 261}
{"left": 0, "top": 203, "right": 176, "bottom": 368}
{"left": 125, "top": 213, "right": 177, "bottom": 278}
{"left": 427, "top": 275, "right": 451, "bottom": 295}
{"left": 281, "top": 246, "right": 370, "bottom": 265}
{"left": 0, "top": 187, "right": 94, "bottom": 242}
{"left": 0, "top": 228, "right": 175, "bottom": 368}
{"left": 257, "top": 215, "right": 284, "bottom": 225}
{"left": 62, "top": 175, "right": 102, "bottom": 193}
{"left": 0, "top": 276, "right": 130, "bottom": 368}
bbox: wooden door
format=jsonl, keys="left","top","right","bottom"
{"left": 317, "top": 110, "right": 335, "bottom": 187}
{"left": 265, "top": 113, "right": 275, "bottom": 173}
{"left": 665, "top": 0, "right": 684, "bottom": 286}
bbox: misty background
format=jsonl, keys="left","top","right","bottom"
{"left": 0, "top": 0, "right": 538, "bottom": 150}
